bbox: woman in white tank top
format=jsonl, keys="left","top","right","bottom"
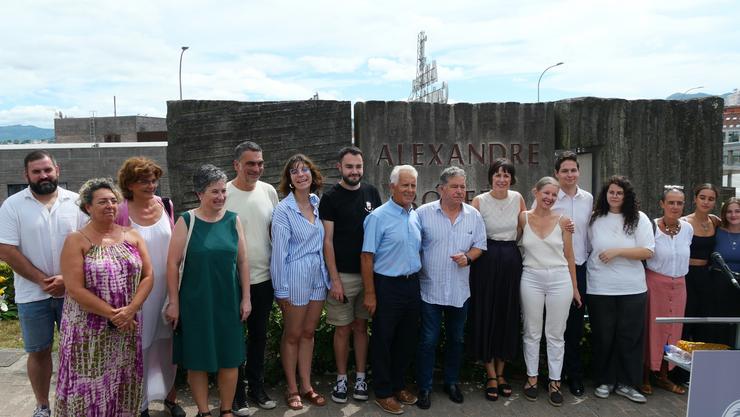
{"left": 116, "top": 157, "right": 184, "bottom": 417}
{"left": 518, "top": 177, "right": 581, "bottom": 407}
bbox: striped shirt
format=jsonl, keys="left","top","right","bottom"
{"left": 270, "top": 192, "right": 330, "bottom": 304}
{"left": 362, "top": 199, "right": 422, "bottom": 276}
{"left": 417, "top": 200, "right": 487, "bottom": 307}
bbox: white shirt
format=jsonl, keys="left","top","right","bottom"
{"left": 551, "top": 187, "right": 593, "bottom": 265}
{"left": 646, "top": 219, "right": 693, "bottom": 278}
{"left": 225, "top": 180, "right": 278, "bottom": 285}
{"left": 0, "top": 187, "right": 88, "bottom": 303}
{"left": 476, "top": 190, "right": 522, "bottom": 241}
{"left": 587, "top": 211, "right": 655, "bottom": 296}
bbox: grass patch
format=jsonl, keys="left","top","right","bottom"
{"left": 0, "top": 320, "right": 59, "bottom": 351}
{"left": 0, "top": 320, "right": 24, "bottom": 349}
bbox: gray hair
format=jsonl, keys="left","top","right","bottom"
{"left": 534, "top": 176, "right": 560, "bottom": 192}
{"left": 78, "top": 177, "right": 122, "bottom": 215}
{"left": 234, "top": 141, "right": 263, "bottom": 161}
{"left": 193, "top": 164, "right": 227, "bottom": 194}
{"left": 389, "top": 165, "right": 418, "bottom": 185}
{"left": 439, "top": 166, "right": 466, "bottom": 186}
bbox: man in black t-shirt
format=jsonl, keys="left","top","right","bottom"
{"left": 319, "top": 146, "right": 382, "bottom": 404}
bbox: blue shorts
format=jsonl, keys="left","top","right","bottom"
{"left": 17, "top": 297, "right": 64, "bottom": 353}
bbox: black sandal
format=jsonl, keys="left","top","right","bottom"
{"left": 195, "top": 412, "right": 212, "bottom": 417}
{"left": 523, "top": 378, "right": 538, "bottom": 401}
{"left": 485, "top": 376, "right": 499, "bottom": 401}
{"left": 219, "top": 410, "right": 234, "bottom": 416}
{"left": 548, "top": 380, "right": 563, "bottom": 407}
{"left": 497, "top": 375, "right": 512, "bottom": 397}
{"left": 163, "top": 399, "right": 186, "bottom": 417}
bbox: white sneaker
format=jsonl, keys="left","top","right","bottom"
{"left": 594, "top": 384, "right": 614, "bottom": 399}
{"left": 32, "top": 405, "right": 51, "bottom": 417}
{"left": 332, "top": 378, "right": 348, "bottom": 403}
{"left": 353, "top": 378, "right": 369, "bottom": 401}
{"left": 615, "top": 384, "right": 647, "bottom": 403}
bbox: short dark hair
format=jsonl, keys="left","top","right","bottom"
{"left": 192, "top": 164, "right": 227, "bottom": 194}
{"left": 488, "top": 158, "right": 516, "bottom": 186}
{"left": 693, "top": 183, "right": 719, "bottom": 199}
{"left": 338, "top": 146, "right": 363, "bottom": 162}
{"left": 24, "top": 150, "right": 56, "bottom": 169}
{"left": 555, "top": 151, "right": 579, "bottom": 172}
{"left": 278, "top": 154, "right": 323, "bottom": 196}
{"left": 234, "top": 141, "right": 262, "bottom": 161}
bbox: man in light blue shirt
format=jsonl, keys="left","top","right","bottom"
{"left": 361, "top": 165, "right": 422, "bottom": 415}
{"left": 415, "top": 167, "right": 486, "bottom": 409}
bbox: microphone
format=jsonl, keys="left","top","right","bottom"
{"left": 710, "top": 252, "right": 740, "bottom": 291}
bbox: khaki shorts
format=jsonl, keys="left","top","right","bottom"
{"left": 326, "top": 272, "right": 371, "bottom": 326}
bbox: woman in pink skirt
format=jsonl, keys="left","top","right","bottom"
{"left": 641, "top": 186, "right": 692, "bottom": 395}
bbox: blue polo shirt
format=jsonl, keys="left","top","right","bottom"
{"left": 362, "top": 198, "right": 422, "bottom": 276}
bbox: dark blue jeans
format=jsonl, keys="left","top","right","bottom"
{"left": 416, "top": 300, "right": 469, "bottom": 391}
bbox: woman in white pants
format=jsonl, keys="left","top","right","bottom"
{"left": 518, "top": 177, "right": 582, "bottom": 406}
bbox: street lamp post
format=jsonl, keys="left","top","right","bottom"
{"left": 179, "top": 46, "right": 189, "bottom": 100}
{"left": 537, "top": 62, "right": 564, "bottom": 103}
{"left": 683, "top": 86, "right": 704, "bottom": 95}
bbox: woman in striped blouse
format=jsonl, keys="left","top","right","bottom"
{"left": 271, "top": 154, "right": 331, "bottom": 410}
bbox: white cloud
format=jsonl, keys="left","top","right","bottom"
{"left": 1, "top": 0, "right": 739, "bottom": 128}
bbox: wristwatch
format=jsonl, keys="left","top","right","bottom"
{"left": 465, "top": 254, "right": 472, "bottom": 266}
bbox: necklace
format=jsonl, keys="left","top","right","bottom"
{"left": 662, "top": 218, "right": 681, "bottom": 236}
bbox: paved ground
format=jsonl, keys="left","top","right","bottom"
{"left": 0, "top": 348, "right": 687, "bottom": 417}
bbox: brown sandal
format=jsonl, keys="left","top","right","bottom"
{"left": 640, "top": 383, "right": 653, "bottom": 395}
{"left": 285, "top": 391, "right": 303, "bottom": 410}
{"left": 655, "top": 378, "right": 686, "bottom": 395}
{"left": 301, "top": 390, "right": 327, "bottom": 406}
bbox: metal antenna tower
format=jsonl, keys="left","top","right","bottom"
{"left": 408, "top": 31, "right": 448, "bottom": 103}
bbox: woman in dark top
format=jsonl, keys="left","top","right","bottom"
{"left": 711, "top": 197, "right": 740, "bottom": 346}
{"left": 681, "top": 184, "right": 721, "bottom": 343}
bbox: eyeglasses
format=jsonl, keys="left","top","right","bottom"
{"left": 136, "top": 178, "right": 159, "bottom": 186}
{"left": 289, "top": 167, "right": 310, "bottom": 175}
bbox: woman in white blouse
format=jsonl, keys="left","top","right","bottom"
{"left": 641, "top": 186, "right": 692, "bottom": 396}
{"left": 587, "top": 175, "right": 654, "bottom": 404}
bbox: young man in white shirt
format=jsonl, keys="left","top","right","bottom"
{"left": 0, "top": 151, "right": 88, "bottom": 417}
{"left": 550, "top": 151, "right": 593, "bottom": 397}
{"left": 225, "top": 141, "right": 279, "bottom": 414}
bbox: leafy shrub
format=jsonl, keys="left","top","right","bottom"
{"left": 0, "top": 262, "right": 18, "bottom": 320}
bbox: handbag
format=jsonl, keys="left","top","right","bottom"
{"left": 161, "top": 209, "right": 195, "bottom": 325}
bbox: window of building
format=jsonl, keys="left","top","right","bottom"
{"left": 104, "top": 134, "right": 121, "bottom": 142}
{"left": 729, "top": 132, "right": 740, "bottom": 143}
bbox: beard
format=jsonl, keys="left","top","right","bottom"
{"left": 29, "top": 178, "right": 58, "bottom": 195}
{"left": 342, "top": 174, "right": 362, "bottom": 187}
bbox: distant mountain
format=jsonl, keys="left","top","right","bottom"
{"left": 666, "top": 91, "right": 733, "bottom": 101}
{"left": 0, "top": 125, "right": 54, "bottom": 142}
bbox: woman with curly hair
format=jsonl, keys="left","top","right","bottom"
{"left": 587, "top": 175, "right": 654, "bottom": 404}
{"left": 271, "top": 154, "right": 330, "bottom": 410}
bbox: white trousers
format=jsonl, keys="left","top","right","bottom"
{"left": 520, "top": 266, "right": 573, "bottom": 381}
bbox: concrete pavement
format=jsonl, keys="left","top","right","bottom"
{"left": 0, "top": 348, "right": 687, "bottom": 417}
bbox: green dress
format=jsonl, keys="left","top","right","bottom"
{"left": 173, "top": 210, "right": 245, "bottom": 371}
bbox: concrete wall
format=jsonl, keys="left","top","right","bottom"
{"left": 554, "top": 97, "right": 724, "bottom": 217}
{"left": 54, "top": 116, "right": 167, "bottom": 143}
{"left": 354, "top": 101, "right": 555, "bottom": 205}
{"left": 0, "top": 143, "right": 169, "bottom": 202}
{"left": 166, "top": 100, "right": 351, "bottom": 209}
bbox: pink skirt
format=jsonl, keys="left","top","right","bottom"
{"left": 645, "top": 269, "right": 687, "bottom": 371}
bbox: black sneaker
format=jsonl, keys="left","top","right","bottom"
{"left": 232, "top": 387, "right": 250, "bottom": 416}
{"left": 353, "top": 378, "right": 369, "bottom": 401}
{"left": 332, "top": 378, "right": 349, "bottom": 403}
{"left": 247, "top": 385, "right": 277, "bottom": 410}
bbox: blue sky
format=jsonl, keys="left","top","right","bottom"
{"left": 1, "top": 0, "right": 738, "bottom": 128}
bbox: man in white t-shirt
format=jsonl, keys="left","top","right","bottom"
{"left": 551, "top": 151, "right": 593, "bottom": 397}
{"left": 224, "top": 141, "right": 279, "bottom": 415}
{"left": 0, "top": 150, "right": 88, "bottom": 417}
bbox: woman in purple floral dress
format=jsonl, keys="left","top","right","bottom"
{"left": 55, "top": 178, "right": 153, "bottom": 417}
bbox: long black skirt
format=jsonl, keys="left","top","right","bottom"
{"left": 469, "top": 239, "right": 523, "bottom": 362}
